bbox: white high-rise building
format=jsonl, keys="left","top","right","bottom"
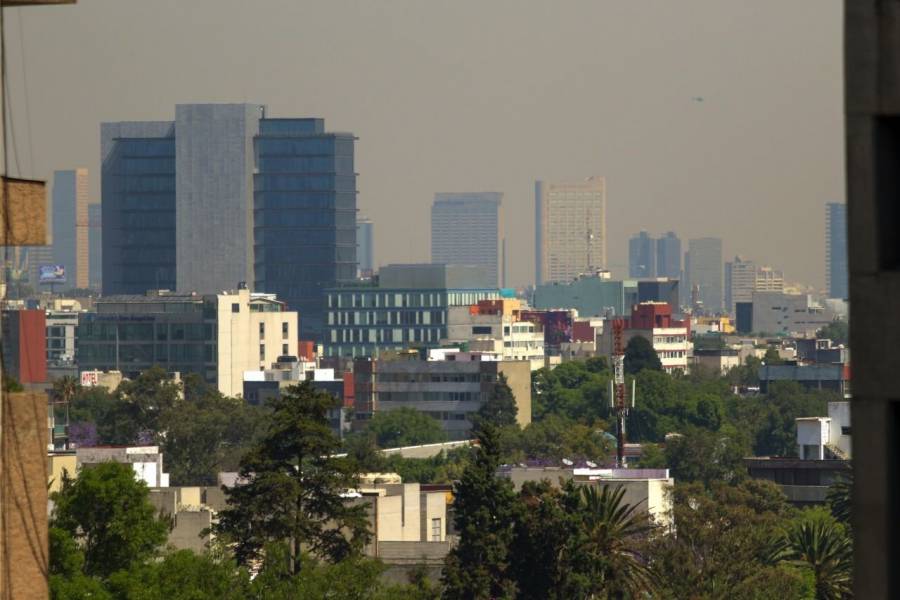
{"left": 726, "top": 256, "right": 784, "bottom": 314}
{"left": 535, "top": 177, "right": 606, "bottom": 285}
{"left": 431, "top": 193, "right": 502, "bottom": 286}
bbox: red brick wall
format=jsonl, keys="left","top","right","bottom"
{"left": 16, "top": 310, "right": 46, "bottom": 384}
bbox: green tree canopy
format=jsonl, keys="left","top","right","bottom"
{"left": 442, "top": 423, "right": 520, "bottom": 599}
{"left": 817, "top": 319, "right": 849, "bottom": 346}
{"left": 664, "top": 427, "right": 749, "bottom": 487}
{"left": 624, "top": 335, "right": 663, "bottom": 375}
{"left": 366, "top": 406, "right": 446, "bottom": 449}
{"left": 215, "top": 382, "right": 370, "bottom": 575}
{"left": 476, "top": 372, "right": 518, "bottom": 428}
{"left": 51, "top": 462, "right": 169, "bottom": 579}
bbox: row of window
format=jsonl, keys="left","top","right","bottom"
{"left": 328, "top": 292, "right": 447, "bottom": 309}
{"left": 379, "top": 392, "right": 483, "bottom": 403}
{"left": 329, "top": 310, "right": 443, "bottom": 327}
{"left": 328, "top": 327, "right": 443, "bottom": 345}
{"left": 376, "top": 372, "right": 490, "bottom": 383}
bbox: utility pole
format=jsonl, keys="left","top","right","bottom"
{"left": 611, "top": 318, "right": 627, "bottom": 468}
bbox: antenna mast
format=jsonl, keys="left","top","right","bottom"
{"left": 612, "top": 319, "right": 627, "bottom": 467}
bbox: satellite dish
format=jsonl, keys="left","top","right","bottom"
{"left": 561, "top": 458, "right": 574, "bottom": 466}
{"left": 586, "top": 461, "right": 597, "bottom": 468}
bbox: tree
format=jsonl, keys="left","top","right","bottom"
{"left": 817, "top": 319, "right": 849, "bottom": 346}
{"left": 647, "top": 480, "right": 798, "bottom": 598}
{"left": 763, "top": 347, "right": 785, "bottom": 365}
{"left": 770, "top": 514, "right": 853, "bottom": 600}
{"left": 827, "top": 473, "right": 852, "bottom": 525}
{"left": 159, "top": 376, "right": 265, "bottom": 485}
{"left": 562, "top": 485, "right": 657, "bottom": 598}
{"left": 508, "top": 481, "right": 573, "bottom": 600}
{"left": 366, "top": 407, "right": 446, "bottom": 448}
{"left": 442, "top": 423, "right": 520, "bottom": 599}
{"left": 664, "top": 427, "right": 749, "bottom": 487}
{"left": 624, "top": 335, "right": 663, "bottom": 375}
{"left": 104, "top": 550, "right": 251, "bottom": 599}
{"left": 476, "top": 372, "right": 518, "bottom": 428}
{"left": 215, "top": 382, "right": 370, "bottom": 575}
{"left": 51, "top": 463, "right": 169, "bottom": 578}
{"left": 52, "top": 375, "right": 80, "bottom": 404}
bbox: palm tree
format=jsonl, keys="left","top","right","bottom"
{"left": 52, "top": 375, "right": 79, "bottom": 404}
{"left": 564, "top": 484, "right": 658, "bottom": 598}
{"left": 826, "top": 473, "right": 852, "bottom": 525}
{"left": 777, "top": 519, "right": 853, "bottom": 600}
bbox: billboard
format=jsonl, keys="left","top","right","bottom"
{"left": 39, "top": 264, "right": 66, "bottom": 284}
{"left": 80, "top": 371, "right": 100, "bottom": 387}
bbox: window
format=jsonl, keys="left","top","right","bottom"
{"left": 259, "top": 322, "right": 265, "bottom": 339}
{"left": 431, "top": 518, "right": 442, "bottom": 541}
{"left": 232, "top": 303, "right": 240, "bottom": 313}
{"left": 282, "top": 322, "right": 289, "bottom": 339}
{"left": 282, "top": 344, "right": 289, "bottom": 356}
{"left": 472, "top": 326, "right": 492, "bottom": 335}
{"left": 259, "top": 344, "right": 265, "bottom": 361}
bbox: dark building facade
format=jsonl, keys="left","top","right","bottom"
{"left": 628, "top": 231, "right": 656, "bottom": 278}
{"left": 101, "top": 105, "right": 356, "bottom": 341}
{"left": 655, "top": 231, "right": 682, "bottom": 280}
{"left": 826, "top": 202, "right": 848, "bottom": 299}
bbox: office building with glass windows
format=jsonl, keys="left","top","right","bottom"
{"left": 323, "top": 263, "right": 500, "bottom": 358}
{"left": 628, "top": 231, "right": 656, "bottom": 278}
{"left": 826, "top": 202, "right": 848, "bottom": 299}
{"left": 357, "top": 217, "right": 374, "bottom": 277}
{"left": 655, "top": 231, "right": 682, "bottom": 280}
{"left": 76, "top": 288, "right": 297, "bottom": 397}
{"left": 101, "top": 104, "right": 357, "bottom": 341}
{"left": 431, "top": 192, "right": 502, "bottom": 285}
{"left": 686, "top": 237, "right": 723, "bottom": 313}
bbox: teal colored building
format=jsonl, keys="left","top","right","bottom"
{"left": 532, "top": 276, "right": 638, "bottom": 317}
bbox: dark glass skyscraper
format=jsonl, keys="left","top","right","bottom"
{"left": 101, "top": 121, "right": 177, "bottom": 294}
{"left": 357, "top": 217, "right": 374, "bottom": 277}
{"left": 102, "top": 105, "right": 357, "bottom": 341}
{"left": 656, "top": 231, "right": 682, "bottom": 279}
{"left": 254, "top": 118, "right": 357, "bottom": 340}
{"left": 826, "top": 202, "right": 848, "bottom": 299}
{"left": 628, "top": 231, "right": 656, "bottom": 278}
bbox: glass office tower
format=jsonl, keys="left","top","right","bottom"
{"left": 101, "top": 122, "right": 177, "bottom": 295}
{"left": 628, "top": 231, "right": 656, "bottom": 278}
{"left": 102, "top": 106, "right": 358, "bottom": 341}
{"left": 826, "top": 202, "right": 848, "bottom": 299}
{"left": 254, "top": 118, "right": 358, "bottom": 340}
{"left": 656, "top": 231, "right": 682, "bottom": 279}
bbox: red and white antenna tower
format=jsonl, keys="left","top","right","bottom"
{"left": 612, "top": 319, "right": 627, "bottom": 468}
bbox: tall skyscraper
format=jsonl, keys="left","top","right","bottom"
{"left": 88, "top": 203, "right": 102, "bottom": 290}
{"left": 725, "top": 256, "right": 784, "bottom": 314}
{"left": 102, "top": 104, "right": 357, "bottom": 340}
{"left": 357, "top": 217, "right": 374, "bottom": 277}
{"left": 656, "top": 231, "right": 682, "bottom": 280}
{"left": 431, "top": 193, "right": 502, "bottom": 285}
{"left": 51, "top": 169, "right": 90, "bottom": 289}
{"left": 628, "top": 231, "right": 656, "bottom": 278}
{"left": 826, "top": 202, "right": 848, "bottom": 299}
{"left": 535, "top": 177, "right": 606, "bottom": 285}
{"left": 687, "top": 237, "right": 723, "bottom": 313}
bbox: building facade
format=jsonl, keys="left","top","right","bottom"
{"left": 1, "top": 309, "right": 47, "bottom": 385}
{"left": 686, "top": 237, "right": 723, "bottom": 314}
{"left": 357, "top": 217, "right": 374, "bottom": 277}
{"left": 76, "top": 288, "right": 297, "bottom": 396}
{"left": 748, "top": 291, "right": 834, "bottom": 337}
{"left": 101, "top": 104, "right": 356, "bottom": 341}
{"left": 655, "top": 231, "right": 682, "bottom": 280}
{"left": 88, "top": 203, "right": 101, "bottom": 290}
{"left": 535, "top": 177, "right": 606, "bottom": 285}
{"left": 533, "top": 273, "right": 635, "bottom": 318}
{"left": 725, "top": 256, "right": 784, "bottom": 315}
{"left": 596, "top": 302, "right": 692, "bottom": 373}
{"left": 51, "top": 169, "right": 90, "bottom": 289}
{"left": 825, "top": 202, "right": 847, "bottom": 299}
{"left": 431, "top": 192, "right": 502, "bottom": 286}
{"left": 323, "top": 264, "right": 499, "bottom": 358}
{"left": 444, "top": 300, "right": 545, "bottom": 370}
{"left": 628, "top": 231, "right": 656, "bottom": 278}
{"left": 353, "top": 354, "right": 531, "bottom": 439}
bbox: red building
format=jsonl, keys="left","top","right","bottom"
{"left": 1, "top": 309, "right": 47, "bottom": 384}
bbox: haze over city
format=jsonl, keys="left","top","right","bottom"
{"left": 4, "top": 0, "right": 842, "bottom": 287}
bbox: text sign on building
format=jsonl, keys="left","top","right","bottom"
{"left": 39, "top": 264, "right": 66, "bottom": 284}
{"left": 80, "top": 370, "right": 100, "bottom": 387}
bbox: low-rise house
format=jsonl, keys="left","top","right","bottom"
{"left": 596, "top": 302, "right": 692, "bottom": 373}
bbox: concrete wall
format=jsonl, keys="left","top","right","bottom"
{"left": 497, "top": 360, "right": 533, "bottom": 427}
{"left": 1, "top": 393, "right": 49, "bottom": 599}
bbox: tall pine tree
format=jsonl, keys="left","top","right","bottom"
{"left": 476, "top": 372, "right": 518, "bottom": 428}
{"left": 442, "top": 423, "right": 520, "bottom": 599}
{"left": 215, "top": 382, "right": 370, "bottom": 574}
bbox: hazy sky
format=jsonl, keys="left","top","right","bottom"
{"left": 4, "top": 0, "right": 843, "bottom": 288}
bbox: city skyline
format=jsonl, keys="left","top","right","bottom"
{"left": 4, "top": 1, "right": 842, "bottom": 288}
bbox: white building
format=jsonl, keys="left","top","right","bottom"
{"left": 750, "top": 291, "right": 835, "bottom": 338}
{"left": 796, "top": 401, "right": 851, "bottom": 460}
{"left": 444, "top": 304, "right": 546, "bottom": 370}
{"left": 726, "top": 256, "right": 784, "bottom": 314}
